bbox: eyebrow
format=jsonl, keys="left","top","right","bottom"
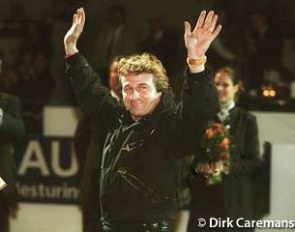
{"left": 124, "top": 82, "right": 149, "bottom": 87}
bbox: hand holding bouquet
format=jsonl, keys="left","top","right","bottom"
{"left": 195, "top": 122, "right": 232, "bottom": 185}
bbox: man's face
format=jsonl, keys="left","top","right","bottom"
{"left": 121, "top": 73, "right": 162, "bottom": 120}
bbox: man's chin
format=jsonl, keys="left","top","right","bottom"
{"left": 130, "top": 110, "right": 145, "bottom": 119}
{"left": 131, "top": 112, "right": 143, "bottom": 117}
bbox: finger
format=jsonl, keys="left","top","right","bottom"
{"left": 209, "top": 14, "right": 218, "bottom": 33}
{"left": 77, "top": 7, "right": 85, "bottom": 27}
{"left": 196, "top": 163, "right": 205, "bottom": 172}
{"left": 204, "top": 10, "right": 214, "bottom": 29}
{"left": 194, "top": 10, "right": 206, "bottom": 32}
{"left": 184, "top": 21, "right": 192, "bottom": 36}
{"left": 81, "top": 8, "right": 86, "bottom": 28}
{"left": 211, "top": 24, "right": 222, "bottom": 40}
{"left": 76, "top": 8, "right": 83, "bottom": 24}
{"left": 211, "top": 162, "right": 217, "bottom": 170}
{"left": 77, "top": 7, "right": 83, "bottom": 14}
{"left": 213, "top": 166, "right": 220, "bottom": 173}
{"left": 72, "top": 13, "right": 77, "bottom": 25}
{"left": 204, "top": 163, "right": 211, "bottom": 173}
{"left": 76, "top": 8, "right": 81, "bottom": 19}
{"left": 196, "top": 163, "right": 202, "bottom": 171}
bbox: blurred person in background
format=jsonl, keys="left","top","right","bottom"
{"left": 74, "top": 57, "right": 121, "bottom": 232}
{"left": 139, "top": 16, "right": 183, "bottom": 76}
{"left": 247, "top": 11, "right": 283, "bottom": 91}
{"left": 139, "top": 16, "right": 184, "bottom": 101}
{"left": 0, "top": 52, "right": 25, "bottom": 232}
{"left": 90, "top": 4, "right": 138, "bottom": 86}
{"left": 0, "top": 52, "right": 19, "bottom": 94}
{"left": 15, "top": 50, "right": 53, "bottom": 134}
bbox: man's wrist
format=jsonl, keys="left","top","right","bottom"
{"left": 187, "top": 56, "right": 207, "bottom": 73}
{"left": 64, "top": 43, "right": 79, "bottom": 57}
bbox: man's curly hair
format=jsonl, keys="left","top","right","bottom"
{"left": 118, "top": 53, "right": 169, "bottom": 94}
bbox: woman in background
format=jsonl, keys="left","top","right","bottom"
{"left": 187, "top": 67, "right": 261, "bottom": 232}
{"left": 73, "top": 57, "right": 121, "bottom": 232}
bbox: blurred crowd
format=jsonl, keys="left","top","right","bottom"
{"left": 0, "top": 1, "right": 290, "bottom": 231}
{"left": 0, "top": 0, "right": 294, "bottom": 134}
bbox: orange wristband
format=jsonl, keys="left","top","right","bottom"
{"left": 187, "top": 56, "right": 207, "bottom": 66}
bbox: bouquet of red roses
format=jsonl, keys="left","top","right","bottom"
{"left": 195, "top": 122, "right": 232, "bottom": 185}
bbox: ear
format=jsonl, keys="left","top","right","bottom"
{"left": 234, "top": 84, "right": 239, "bottom": 94}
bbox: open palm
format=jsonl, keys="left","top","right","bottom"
{"left": 64, "top": 8, "right": 85, "bottom": 55}
{"left": 184, "top": 10, "right": 222, "bottom": 57}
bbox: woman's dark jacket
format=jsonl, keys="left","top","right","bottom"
{"left": 188, "top": 107, "right": 260, "bottom": 231}
{"left": 66, "top": 53, "right": 219, "bottom": 222}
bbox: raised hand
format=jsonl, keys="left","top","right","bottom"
{"left": 64, "top": 7, "right": 86, "bottom": 56}
{"left": 184, "top": 10, "right": 222, "bottom": 58}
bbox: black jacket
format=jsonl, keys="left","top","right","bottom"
{"left": 0, "top": 93, "right": 25, "bottom": 209}
{"left": 66, "top": 53, "right": 219, "bottom": 222}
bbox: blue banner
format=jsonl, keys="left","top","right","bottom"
{"left": 15, "top": 136, "right": 80, "bottom": 204}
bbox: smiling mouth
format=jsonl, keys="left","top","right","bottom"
{"left": 132, "top": 105, "right": 143, "bottom": 110}
{"left": 131, "top": 100, "right": 143, "bottom": 105}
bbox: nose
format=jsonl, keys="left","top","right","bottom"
{"left": 130, "top": 90, "right": 140, "bottom": 100}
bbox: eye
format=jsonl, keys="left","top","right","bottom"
{"left": 123, "top": 86, "right": 132, "bottom": 93}
{"left": 139, "top": 85, "right": 148, "bottom": 90}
